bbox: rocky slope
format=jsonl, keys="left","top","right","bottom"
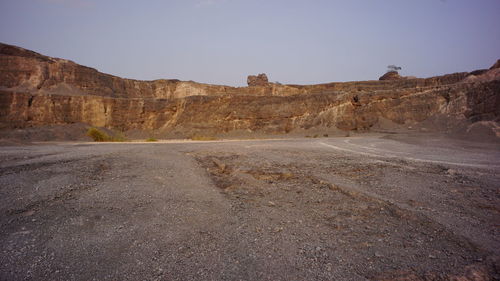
{"left": 378, "top": 71, "right": 402, "bottom": 81}
{"left": 0, "top": 42, "right": 499, "bottom": 139}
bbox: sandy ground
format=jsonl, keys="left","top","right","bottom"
{"left": 0, "top": 134, "right": 499, "bottom": 280}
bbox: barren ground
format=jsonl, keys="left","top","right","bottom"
{"left": 0, "top": 134, "right": 499, "bottom": 280}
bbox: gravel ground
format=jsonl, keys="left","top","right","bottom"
{"left": 0, "top": 134, "right": 499, "bottom": 280}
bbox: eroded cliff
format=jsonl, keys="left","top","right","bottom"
{"left": 1, "top": 42, "right": 499, "bottom": 139}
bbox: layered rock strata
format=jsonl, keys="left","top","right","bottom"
{"left": 1, "top": 42, "right": 499, "bottom": 138}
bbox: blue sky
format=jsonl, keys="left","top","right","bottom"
{"left": 1, "top": 0, "right": 499, "bottom": 86}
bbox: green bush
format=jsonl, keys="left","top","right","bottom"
{"left": 86, "top": 127, "right": 126, "bottom": 142}
{"left": 87, "top": 127, "right": 110, "bottom": 142}
{"left": 146, "top": 137, "right": 158, "bottom": 142}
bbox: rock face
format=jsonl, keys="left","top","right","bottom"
{"left": 0, "top": 42, "right": 499, "bottom": 139}
{"left": 247, "top": 73, "right": 269, "bottom": 86}
{"left": 379, "top": 71, "right": 402, "bottom": 81}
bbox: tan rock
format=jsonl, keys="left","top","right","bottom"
{"left": 247, "top": 73, "right": 269, "bottom": 86}
{"left": 1, "top": 42, "right": 499, "bottom": 139}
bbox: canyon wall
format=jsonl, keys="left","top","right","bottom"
{"left": 0, "top": 42, "right": 499, "bottom": 139}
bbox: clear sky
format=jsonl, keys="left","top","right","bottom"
{"left": 1, "top": 0, "right": 499, "bottom": 86}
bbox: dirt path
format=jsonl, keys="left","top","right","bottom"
{"left": 1, "top": 135, "right": 499, "bottom": 280}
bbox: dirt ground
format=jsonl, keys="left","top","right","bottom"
{"left": 0, "top": 134, "right": 499, "bottom": 280}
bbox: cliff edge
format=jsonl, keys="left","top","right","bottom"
{"left": 1, "top": 42, "right": 499, "bottom": 140}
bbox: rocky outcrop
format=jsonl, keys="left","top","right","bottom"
{"left": 490, "top": 59, "right": 500, "bottom": 70}
{"left": 247, "top": 73, "right": 269, "bottom": 86}
{"left": 379, "top": 71, "right": 402, "bottom": 81}
{"left": 462, "top": 60, "right": 500, "bottom": 84}
{"left": 1, "top": 42, "right": 499, "bottom": 139}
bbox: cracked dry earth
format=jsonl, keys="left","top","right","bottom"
{"left": 0, "top": 135, "right": 499, "bottom": 280}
